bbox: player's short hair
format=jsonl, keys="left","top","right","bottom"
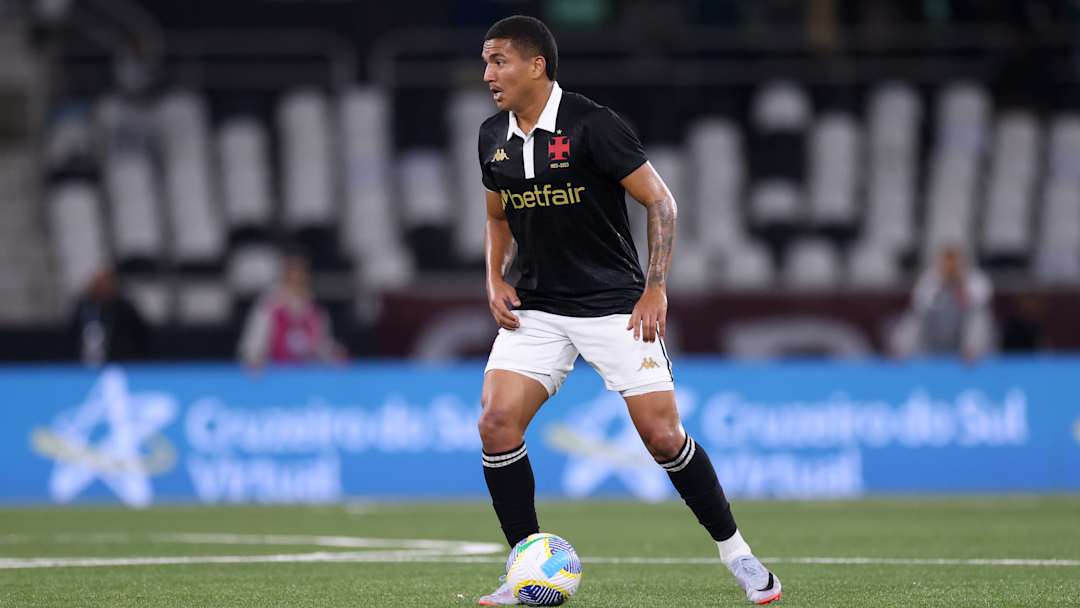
{"left": 485, "top": 15, "right": 558, "bottom": 81}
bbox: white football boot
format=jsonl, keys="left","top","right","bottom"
{"left": 727, "top": 554, "right": 782, "bottom": 605}
{"left": 478, "top": 576, "right": 520, "bottom": 606}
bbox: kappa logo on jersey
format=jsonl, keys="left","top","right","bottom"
{"left": 500, "top": 183, "right": 586, "bottom": 210}
{"left": 548, "top": 135, "right": 571, "bottom": 169}
{"left": 638, "top": 357, "right": 661, "bottom": 371}
{"left": 492, "top": 148, "right": 510, "bottom": 162}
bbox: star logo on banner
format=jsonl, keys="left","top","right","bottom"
{"left": 31, "top": 367, "right": 178, "bottom": 508}
{"left": 544, "top": 389, "right": 696, "bottom": 501}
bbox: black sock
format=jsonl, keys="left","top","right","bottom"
{"left": 660, "top": 435, "right": 738, "bottom": 541}
{"left": 483, "top": 442, "right": 539, "bottom": 547}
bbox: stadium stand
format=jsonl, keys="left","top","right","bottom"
{"left": 687, "top": 118, "right": 748, "bottom": 262}
{"left": 807, "top": 113, "right": 860, "bottom": 234}
{"left": 1036, "top": 115, "right": 1080, "bottom": 282}
{"left": 339, "top": 86, "right": 414, "bottom": 291}
{"left": 35, "top": 80, "right": 1080, "bottom": 292}
{"left": 748, "top": 80, "right": 810, "bottom": 262}
{"left": 399, "top": 147, "right": 454, "bottom": 271}
{"left": 449, "top": 88, "right": 493, "bottom": 267}
{"left": 847, "top": 242, "right": 902, "bottom": 289}
{"left": 159, "top": 91, "right": 226, "bottom": 270}
{"left": 863, "top": 82, "right": 920, "bottom": 257}
{"left": 982, "top": 110, "right": 1041, "bottom": 264}
{"left": 723, "top": 243, "right": 775, "bottom": 290}
{"left": 2, "top": 0, "right": 1079, "bottom": 359}
{"left": 783, "top": 238, "right": 842, "bottom": 290}
{"left": 218, "top": 118, "right": 274, "bottom": 239}
{"left": 48, "top": 181, "right": 109, "bottom": 298}
{"left": 28, "top": 75, "right": 1080, "bottom": 344}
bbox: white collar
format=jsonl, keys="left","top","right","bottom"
{"left": 507, "top": 81, "right": 562, "bottom": 141}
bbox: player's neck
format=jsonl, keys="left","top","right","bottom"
{"left": 512, "top": 81, "right": 554, "bottom": 135}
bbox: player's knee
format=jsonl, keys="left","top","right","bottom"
{"left": 477, "top": 404, "right": 521, "bottom": 449}
{"left": 641, "top": 426, "right": 685, "bottom": 462}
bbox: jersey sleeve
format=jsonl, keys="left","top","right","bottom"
{"left": 478, "top": 131, "right": 497, "bottom": 191}
{"left": 587, "top": 108, "right": 648, "bottom": 182}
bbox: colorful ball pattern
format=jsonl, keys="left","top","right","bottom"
{"left": 505, "top": 533, "right": 583, "bottom": 606}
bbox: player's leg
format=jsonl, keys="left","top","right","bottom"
{"left": 479, "top": 369, "right": 549, "bottom": 548}
{"left": 624, "top": 389, "right": 781, "bottom": 605}
{"left": 481, "top": 310, "right": 578, "bottom": 548}
{"left": 565, "top": 313, "right": 780, "bottom": 604}
{"left": 479, "top": 312, "right": 578, "bottom": 606}
{"left": 623, "top": 389, "right": 736, "bottom": 539}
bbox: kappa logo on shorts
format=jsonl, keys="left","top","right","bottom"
{"left": 638, "top": 357, "right": 661, "bottom": 371}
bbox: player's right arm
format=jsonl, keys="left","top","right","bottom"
{"left": 485, "top": 190, "right": 521, "bottom": 330}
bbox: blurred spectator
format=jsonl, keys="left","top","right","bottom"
{"left": 898, "top": 246, "right": 996, "bottom": 360}
{"left": 238, "top": 251, "right": 345, "bottom": 368}
{"left": 70, "top": 267, "right": 149, "bottom": 365}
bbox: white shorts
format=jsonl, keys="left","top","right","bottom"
{"left": 484, "top": 309, "right": 675, "bottom": 397}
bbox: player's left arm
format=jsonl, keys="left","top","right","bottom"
{"left": 621, "top": 162, "right": 677, "bottom": 343}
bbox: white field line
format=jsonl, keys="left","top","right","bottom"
{"left": 0, "top": 551, "right": 502, "bottom": 569}
{"left": 586, "top": 556, "right": 1080, "bottom": 567}
{"left": 39, "top": 532, "right": 502, "bottom": 555}
{"left": 150, "top": 533, "right": 502, "bottom": 554}
{"left": 1, "top": 533, "right": 1077, "bottom": 570}
{"left": 2, "top": 554, "right": 1080, "bottom": 570}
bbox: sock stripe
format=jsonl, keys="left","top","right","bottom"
{"left": 660, "top": 436, "right": 696, "bottom": 472}
{"left": 660, "top": 435, "right": 692, "bottom": 468}
{"left": 483, "top": 450, "right": 528, "bottom": 468}
{"left": 483, "top": 443, "right": 526, "bottom": 461}
{"left": 483, "top": 444, "right": 528, "bottom": 468}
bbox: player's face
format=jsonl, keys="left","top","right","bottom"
{"left": 482, "top": 38, "right": 539, "bottom": 111}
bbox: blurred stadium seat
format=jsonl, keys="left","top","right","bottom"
{"left": 158, "top": 91, "right": 226, "bottom": 271}
{"left": 784, "top": 238, "right": 841, "bottom": 289}
{"left": 218, "top": 117, "right": 274, "bottom": 238}
{"left": 49, "top": 181, "right": 109, "bottom": 298}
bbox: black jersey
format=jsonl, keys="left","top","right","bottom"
{"left": 478, "top": 85, "right": 649, "bottom": 317}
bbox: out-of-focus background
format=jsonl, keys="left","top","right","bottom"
{"left": 0, "top": 0, "right": 1078, "bottom": 505}
{"left": 2, "top": 0, "right": 1080, "bottom": 361}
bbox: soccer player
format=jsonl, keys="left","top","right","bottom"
{"left": 476, "top": 15, "right": 782, "bottom": 606}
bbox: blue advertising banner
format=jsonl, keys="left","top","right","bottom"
{"left": 1, "top": 357, "right": 1078, "bottom": 506}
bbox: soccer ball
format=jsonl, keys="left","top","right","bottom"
{"left": 504, "top": 533, "right": 582, "bottom": 606}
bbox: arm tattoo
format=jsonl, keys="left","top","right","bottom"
{"left": 645, "top": 196, "right": 676, "bottom": 288}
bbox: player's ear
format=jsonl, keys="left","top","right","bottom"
{"left": 532, "top": 55, "right": 546, "bottom": 80}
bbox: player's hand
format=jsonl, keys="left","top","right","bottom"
{"left": 628, "top": 286, "right": 667, "bottom": 342}
{"left": 487, "top": 278, "right": 521, "bottom": 330}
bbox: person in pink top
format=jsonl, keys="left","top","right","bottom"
{"left": 238, "top": 251, "right": 345, "bottom": 368}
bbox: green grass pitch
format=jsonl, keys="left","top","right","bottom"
{"left": 1, "top": 496, "right": 1078, "bottom": 607}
